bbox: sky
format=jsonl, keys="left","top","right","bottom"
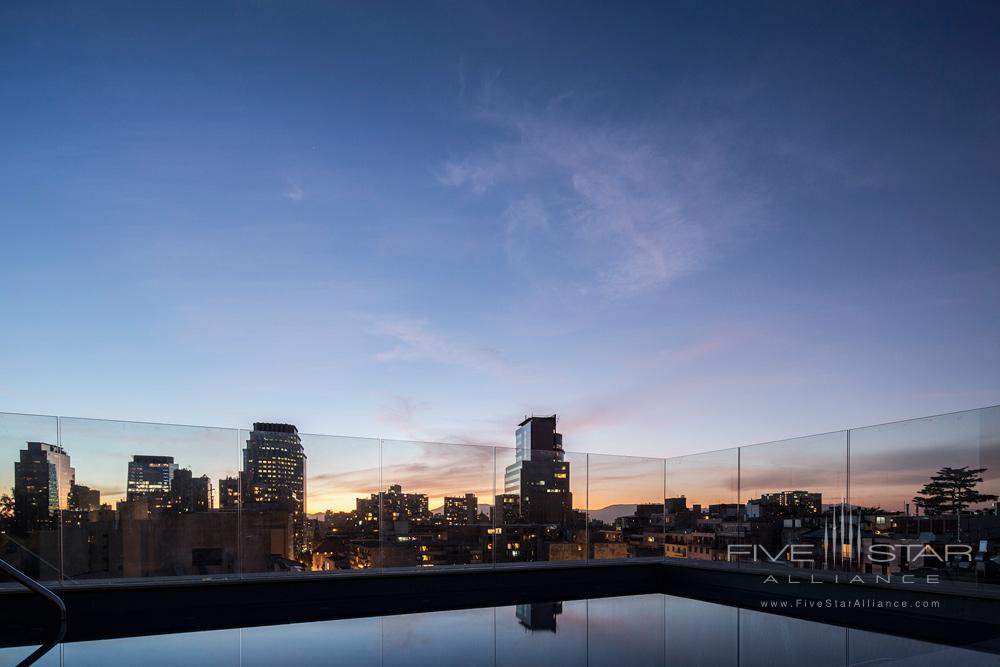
{"left": 1, "top": 1, "right": 999, "bottom": 470}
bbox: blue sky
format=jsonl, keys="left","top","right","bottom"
{"left": 1, "top": 2, "right": 998, "bottom": 458}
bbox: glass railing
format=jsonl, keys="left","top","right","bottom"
{"left": 380, "top": 438, "right": 494, "bottom": 569}
{"left": 737, "top": 431, "right": 848, "bottom": 573}
{"left": 1, "top": 406, "right": 998, "bottom": 591}
{"left": 663, "top": 446, "right": 740, "bottom": 563}
{"left": 588, "top": 454, "right": 664, "bottom": 559}
{"left": 60, "top": 417, "right": 240, "bottom": 582}
{"left": 848, "top": 407, "right": 1000, "bottom": 591}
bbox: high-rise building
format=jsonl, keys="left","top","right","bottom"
{"left": 356, "top": 496, "right": 378, "bottom": 526}
{"left": 170, "top": 468, "right": 212, "bottom": 513}
{"left": 242, "top": 422, "right": 306, "bottom": 556}
{"left": 218, "top": 476, "right": 239, "bottom": 510}
{"left": 127, "top": 455, "right": 178, "bottom": 511}
{"left": 14, "top": 442, "right": 75, "bottom": 529}
{"left": 504, "top": 416, "right": 571, "bottom": 524}
{"left": 444, "top": 493, "right": 478, "bottom": 525}
{"left": 375, "top": 484, "right": 430, "bottom": 522}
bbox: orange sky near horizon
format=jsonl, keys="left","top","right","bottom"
{"left": 3, "top": 410, "right": 997, "bottom": 514}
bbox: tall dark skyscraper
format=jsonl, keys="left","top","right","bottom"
{"left": 242, "top": 422, "right": 307, "bottom": 557}
{"left": 127, "top": 455, "right": 178, "bottom": 511}
{"left": 504, "top": 416, "right": 572, "bottom": 524}
{"left": 14, "top": 442, "right": 75, "bottom": 529}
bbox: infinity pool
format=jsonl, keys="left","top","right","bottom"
{"left": 2, "top": 593, "right": 996, "bottom": 666}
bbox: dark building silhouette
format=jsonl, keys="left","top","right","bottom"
{"left": 664, "top": 496, "right": 695, "bottom": 530}
{"left": 665, "top": 497, "right": 688, "bottom": 514}
{"left": 494, "top": 493, "right": 521, "bottom": 524}
{"left": 636, "top": 503, "right": 662, "bottom": 518}
{"left": 127, "top": 455, "right": 177, "bottom": 511}
{"left": 504, "top": 416, "right": 572, "bottom": 524}
{"left": 14, "top": 442, "right": 75, "bottom": 530}
{"left": 631, "top": 503, "right": 665, "bottom": 531}
{"left": 242, "top": 422, "right": 307, "bottom": 557}
{"left": 444, "top": 493, "right": 478, "bottom": 525}
{"left": 69, "top": 483, "right": 101, "bottom": 511}
{"left": 516, "top": 601, "right": 563, "bottom": 632}
{"left": 170, "top": 468, "right": 212, "bottom": 513}
{"left": 218, "top": 476, "right": 239, "bottom": 510}
{"left": 709, "top": 503, "right": 742, "bottom": 520}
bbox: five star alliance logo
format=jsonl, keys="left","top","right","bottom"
{"left": 726, "top": 502, "right": 974, "bottom": 585}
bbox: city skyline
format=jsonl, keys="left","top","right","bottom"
{"left": 3, "top": 408, "right": 996, "bottom": 514}
{"left": 5, "top": 406, "right": 996, "bottom": 579}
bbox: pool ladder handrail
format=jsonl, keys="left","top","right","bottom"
{"left": 0, "top": 556, "right": 66, "bottom": 621}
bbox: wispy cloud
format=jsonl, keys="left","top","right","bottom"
{"left": 371, "top": 317, "right": 511, "bottom": 376}
{"left": 380, "top": 441, "right": 496, "bottom": 500}
{"left": 438, "top": 100, "right": 762, "bottom": 298}
{"left": 283, "top": 183, "right": 304, "bottom": 202}
{"left": 374, "top": 396, "right": 514, "bottom": 446}
{"left": 376, "top": 394, "right": 432, "bottom": 439}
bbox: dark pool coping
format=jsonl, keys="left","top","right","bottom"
{"left": 2, "top": 559, "right": 998, "bottom": 654}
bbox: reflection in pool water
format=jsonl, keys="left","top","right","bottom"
{"left": 2, "top": 594, "right": 996, "bottom": 666}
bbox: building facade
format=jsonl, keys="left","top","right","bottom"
{"left": 170, "top": 468, "right": 212, "bottom": 513}
{"left": 126, "top": 455, "right": 178, "bottom": 511}
{"left": 69, "top": 483, "right": 101, "bottom": 511}
{"left": 504, "top": 416, "right": 572, "bottom": 525}
{"left": 444, "top": 493, "right": 478, "bottom": 525}
{"left": 14, "top": 442, "right": 75, "bottom": 530}
{"left": 242, "top": 422, "right": 307, "bottom": 557}
{"left": 218, "top": 476, "right": 239, "bottom": 510}
{"left": 494, "top": 493, "right": 521, "bottom": 524}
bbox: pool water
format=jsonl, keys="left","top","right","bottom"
{"left": 2, "top": 593, "right": 996, "bottom": 666}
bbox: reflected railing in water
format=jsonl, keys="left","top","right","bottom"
{"left": 1, "top": 593, "right": 995, "bottom": 666}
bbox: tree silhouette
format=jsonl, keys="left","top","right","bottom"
{"left": 913, "top": 466, "right": 997, "bottom": 515}
{"left": 0, "top": 491, "right": 13, "bottom": 531}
